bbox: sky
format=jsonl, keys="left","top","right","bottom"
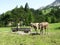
{"left": 0, "top": 0, "right": 55, "bottom": 14}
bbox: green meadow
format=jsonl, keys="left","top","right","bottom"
{"left": 0, "top": 23, "right": 60, "bottom": 45}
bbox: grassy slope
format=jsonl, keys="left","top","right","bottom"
{"left": 0, "top": 23, "right": 60, "bottom": 45}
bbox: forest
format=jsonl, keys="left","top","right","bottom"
{"left": 0, "top": 3, "right": 60, "bottom": 27}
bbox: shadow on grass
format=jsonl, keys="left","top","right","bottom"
{"left": 30, "top": 32, "right": 40, "bottom": 35}
{"left": 55, "top": 27, "right": 60, "bottom": 30}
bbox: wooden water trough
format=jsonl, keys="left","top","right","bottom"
{"left": 12, "top": 28, "right": 31, "bottom": 33}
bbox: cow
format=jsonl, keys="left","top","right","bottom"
{"left": 30, "top": 23, "right": 39, "bottom": 33}
{"left": 39, "top": 22, "right": 49, "bottom": 34}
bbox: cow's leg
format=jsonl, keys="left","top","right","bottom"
{"left": 33, "top": 26, "right": 38, "bottom": 34}
{"left": 35, "top": 29, "right": 38, "bottom": 34}
{"left": 40, "top": 29, "right": 42, "bottom": 35}
{"left": 45, "top": 27, "right": 48, "bottom": 34}
{"left": 45, "top": 26, "right": 48, "bottom": 35}
{"left": 36, "top": 27, "right": 38, "bottom": 34}
{"left": 44, "top": 27, "right": 46, "bottom": 35}
{"left": 40, "top": 27, "right": 43, "bottom": 35}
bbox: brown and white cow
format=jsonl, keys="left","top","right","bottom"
{"left": 30, "top": 23, "right": 39, "bottom": 33}
{"left": 39, "top": 22, "right": 49, "bottom": 34}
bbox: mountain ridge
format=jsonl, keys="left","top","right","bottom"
{"left": 49, "top": 0, "right": 60, "bottom": 6}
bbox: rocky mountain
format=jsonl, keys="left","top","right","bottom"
{"left": 49, "top": 0, "right": 60, "bottom": 6}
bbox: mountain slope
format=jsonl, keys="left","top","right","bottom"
{"left": 49, "top": 0, "right": 60, "bottom": 6}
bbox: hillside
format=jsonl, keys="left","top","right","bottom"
{"left": 48, "top": 0, "right": 60, "bottom": 6}
{"left": 0, "top": 2, "right": 60, "bottom": 27}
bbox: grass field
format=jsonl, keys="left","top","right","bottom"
{"left": 0, "top": 23, "right": 60, "bottom": 45}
